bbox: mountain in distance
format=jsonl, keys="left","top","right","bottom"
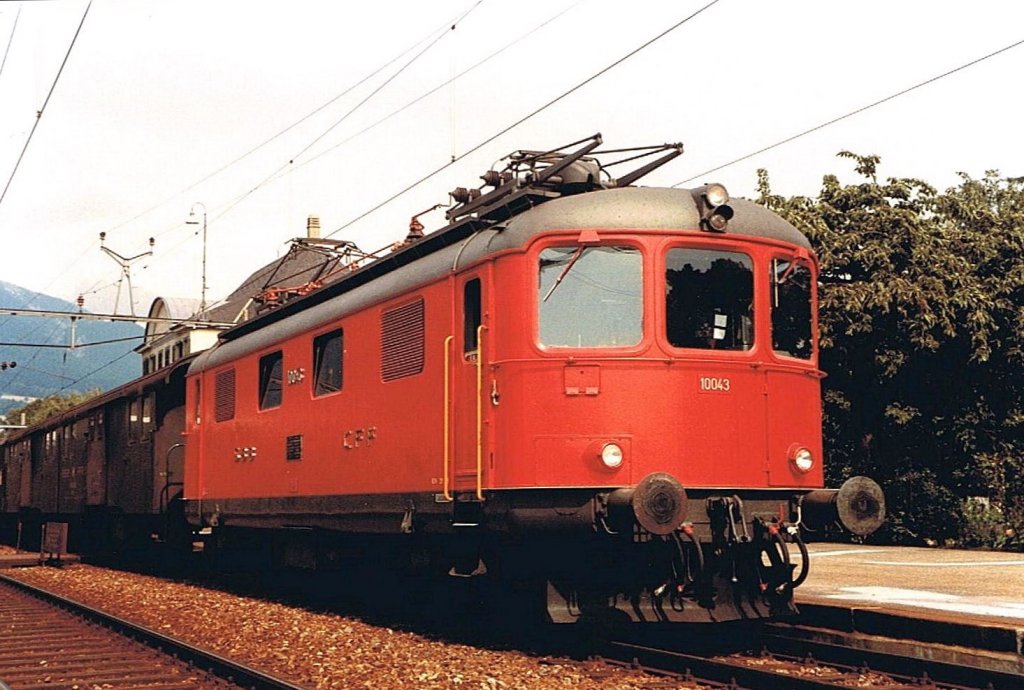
{"left": 0, "top": 280, "right": 143, "bottom": 415}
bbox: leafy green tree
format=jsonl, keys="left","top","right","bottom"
{"left": 757, "top": 156, "right": 1024, "bottom": 548}
{"left": 0, "top": 390, "right": 101, "bottom": 429}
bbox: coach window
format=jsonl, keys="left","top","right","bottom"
{"left": 464, "top": 278, "right": 482, "bottom": 354}
{"left": 129, "top": 398, "right": 141, "bottom": 441}
{"left": 538, "top": 245, "right": 642, "bottom": 348}
{"left": 259, "top": 351, "right": 284, "bottom": 410}
{"left": 771, "top": 257, "right": 813, "bottom": 359}
{"left": 313, "top": 329, "right": 343, "bottom": 397}
{"left": 665, "top": 248, "right": 754, "bottom": 351}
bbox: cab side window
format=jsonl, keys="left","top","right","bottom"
{"left": 259, "top": 351, "right": 284, "bottom": 409}
{"left": 313, "top": 330, "right": 343, "bottom": 396}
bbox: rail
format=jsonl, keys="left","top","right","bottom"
{"left": 597, "top": 617, "right": 1024, "bottom": 690}
{"left": 0, "top": 574, "right": 310, "bottom": 690}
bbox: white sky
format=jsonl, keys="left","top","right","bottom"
{"left": 0, "top": 0, "right": 1022, "bottom": 316}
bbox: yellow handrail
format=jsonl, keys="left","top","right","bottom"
{"left": 476, "top": 324, "right": 485, "bottom": 501}
{"left": 442, "top": 335, "right": 453, "bottom": 501}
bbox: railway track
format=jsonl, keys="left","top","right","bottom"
{"left": 601, "top": 621, "right": 1024, "bottom": 690}
{"left": 0, "top": 574, "right": 306, "bottom": 690}
{"left": 5, "top": 563, "right": 1023, "bottom": 690}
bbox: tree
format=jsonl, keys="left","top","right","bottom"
{"left": 757, "top": 156, "right": 1024, "bottom": 548}
{"left": 0, "top": 390, "right": 102, "bottom": 430}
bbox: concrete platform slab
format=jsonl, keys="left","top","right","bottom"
{"left": 794, "top": 543, "right": 1024, "bottom": 625}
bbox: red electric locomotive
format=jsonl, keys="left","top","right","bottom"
{"left": 183, "top": 135, "right": 884, "bottom": 623}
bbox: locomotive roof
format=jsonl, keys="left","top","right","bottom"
{"left": 496, "top": 187, "right": 809, "bottom": 250}
{"left": 189, "top": 185, "right": 809, "bottom": 375}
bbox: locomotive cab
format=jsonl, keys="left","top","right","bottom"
{"left": 476, "top": 183, "right": 883, "bottom": 622}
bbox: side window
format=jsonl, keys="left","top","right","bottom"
{"left": 771, "top": 258, "right": 813, "bottom": 359}
{"left": 142, "top": 393, "right": 154, "bottom": 433}
{"left": 313, "top": 329, "right": 343, "bottom": 396}
{"left": 464, "top": 278, "right": 481, "bottom": 354}
{"left": 259, "top": 351, "right": 284, "bottom": 410}
{"left": 193, "top": 379, "right": 202, "bottom": 426}
{"left": 665, "top": 248, "right": 754, "bottom": 351}
{"left": 128, "top": 398, "right": 141, "bottom": 441}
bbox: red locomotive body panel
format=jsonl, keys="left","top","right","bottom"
{"left": 185, "top": 229, "right": 823, "bottom": 504}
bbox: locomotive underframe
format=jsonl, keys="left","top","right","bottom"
{"left": 184, "top": 486, "right": 806, "bottom": 623}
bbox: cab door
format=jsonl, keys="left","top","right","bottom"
{"left": 449, "top": 272, "right": 489, "bottom": 497}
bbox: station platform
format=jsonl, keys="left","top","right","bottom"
{"left": 0, "top": 550, "right": 80, "bottom": 568}
{"left": 792, "top": 542, "right": 1024, "bottom": 659}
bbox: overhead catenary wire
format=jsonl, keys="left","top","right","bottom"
{"left": 0, "top": 3, "right": 22, "bottom": 83}
{"left": 204, "top": 0, "right": 484, "bottom": 230}
{"left": 0, "top": 335, "right": 144, "bottom": 349}
{"left": 269, "top": 2, "right": 581, "bottom": 181}
{"left": 112, "top": 0, "right": 503, "bottom": 303}
{"left": 167, "top": 0, "right": 578, "bottom": 247}
{"left": 57, "top": 347, "right": 137, "bottom": 393}
{"left": 0, "top": 1, "right": 486, "bottom": 352}
{"left": 0, "top": 0, "right": 91, "bottom": 211}
{"left": 12, "top": 7, "right": 1022, "bottom": 398}
{"left": 100, "top": 2, "right": 482, "bottom": 241}
{"left": 672, "top": 37, "right": 1024, "bottom": 187}
{"left": 325, "top": 0, "right": 724, "bottom": 239}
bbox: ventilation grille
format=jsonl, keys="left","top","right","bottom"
{"left": 214, "top": 369, "right": 236, "bottom": 422}
{"left": 381, "top": 299, "right": 425, "bottom": 382}
{"left": 286, "top": 435, "right": 302, "bottom": 461}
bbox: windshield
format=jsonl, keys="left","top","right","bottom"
{"left": 771, "top": 258, "right": 813, "bottom": 359}
{"left": 665, "top": 248, "right": 754, "bottom": 351}
{"left": 538, "top": 245, "right": 642, "bottom": 348}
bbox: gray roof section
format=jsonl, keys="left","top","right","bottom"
{"left": 190, "top": 187, "right": 808, "bottom": 374}
{"left": 492, "top": 187, "right": 810, "bottom": 250}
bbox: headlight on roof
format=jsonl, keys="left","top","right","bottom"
{"left": 703, "top": 182, "right": 730, "bottom": 207}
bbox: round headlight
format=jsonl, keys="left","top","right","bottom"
{"left": 791, "top": 447, "right": 814, "bottom": 473}
{"left": 600, "top": 443, "right": 624, "bottom": 469}
{"left": 706, "top": 205, "right": 734, "bottom": 231}
{"left": 704, "top": 183, "right": 730, "bottom": 207}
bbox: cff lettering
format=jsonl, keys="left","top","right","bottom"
{"left": 343, "top": 426, "right": 378, "bottom": 450}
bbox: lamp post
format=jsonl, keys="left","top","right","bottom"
{"left": 186, "top": 202, "right": 208, "bottom": 317}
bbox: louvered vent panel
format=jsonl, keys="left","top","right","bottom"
{"left": 381, "top": 299, "right": 425, "bottom": 382}
{"left": 214, "top": 369, "right": 236, "bottom": 422}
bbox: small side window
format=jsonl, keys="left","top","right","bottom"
{"left": 129, "top": 399, "right": 141, "bottom": 441}
{"left": 259, "top": 352, "right": 284, "bottom": 410}
{"left": 193, "top": 379, "right": 202, "bottom": 426}
{"left": 313, "top": 330, "right": 343, "bottom": 397}
{"left": 771, "top": 258, "right": 813, "bottom": 359}
{"left": 464, "top": 279, "right": 482, "bottom": 354}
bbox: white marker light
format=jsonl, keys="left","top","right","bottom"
{"left": 791, "top": 447, "right": 814, "bottom": 473}
{"left": 600, "top": 443, "right": 624, "bottom": 469}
